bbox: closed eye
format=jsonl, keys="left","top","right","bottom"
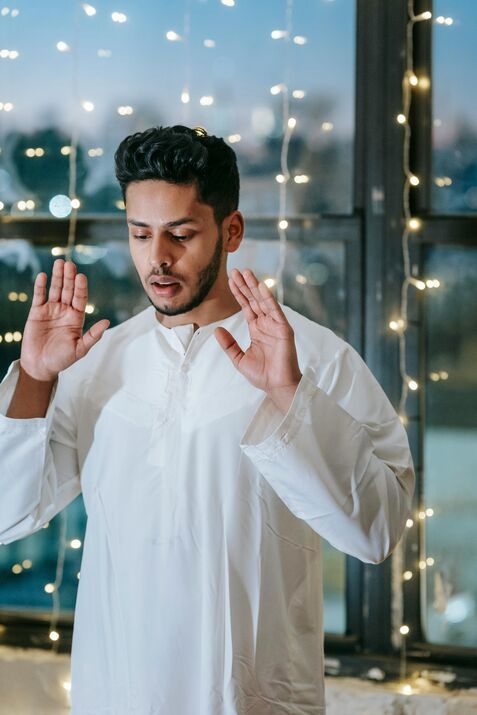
{"left": 170, "top": 233, "right": 192, "bottom": 241}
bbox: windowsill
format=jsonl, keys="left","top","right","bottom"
{"left": 0, "top": 645, "right": 476, "bottom": 715}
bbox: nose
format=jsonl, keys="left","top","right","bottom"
{"left": 149, "top": 234, "right": 173, "bottom": 270}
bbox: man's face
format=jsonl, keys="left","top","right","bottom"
{"left": 126, "top": 180, "right": 232, "bottom": 325}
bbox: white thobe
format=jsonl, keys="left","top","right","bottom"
{"left": 0, "top": 306, "right": 414, "bottom": 715}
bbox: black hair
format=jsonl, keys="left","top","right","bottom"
{"left": 114, "top": 125, "right": 240, "bottom": 225}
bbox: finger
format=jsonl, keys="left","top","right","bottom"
{"left": 241, "top": 268, "right": 285, "bottom": 323}
{"left": 214, "top": 327, "right": 244, "bottom": 369}
{"left": 228, "top": 274, "right": 257, "bottom": 323}
{"left": 242, "top": 269, "right": 288, "bottom": 324}
{"left": 48, "top": 259, "right": 65, "bottom": 302}
{"left": 79, "top": 319, "right": 110, "bottom": 357}
{"left": 229, "top": 269, "right": 262, "bottom": 318}
{"left": 31, "top": 272, "right": 48, "bottom": 307}
{"left": 71, "top": 272, "right": 88, "bottom": 313}
{"left": 242, "top": 269, "right": 268, "bottom": 315}
{"left": 256, "top": 280, "right": 288, "bottom": 322}
{"left": 61, "top": 261, "right": 78, "bottom": 305}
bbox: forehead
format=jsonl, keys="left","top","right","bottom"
{"left": 125, "top": 179, "right": 209, "bottom": 219}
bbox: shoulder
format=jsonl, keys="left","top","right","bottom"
{"left": 284, "top": 305, "right": 398, "bottom": 420}
{"left": 283, "top": 305, "right": 353, "bottom": 362}
{"left": 283, "top": 303, "right": 379, "bottom": 389}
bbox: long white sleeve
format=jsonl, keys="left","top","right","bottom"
{"left": 0, "top": 362, "right": 81, "bottom": 544}
{"left": 241, "top": 357, "right": 414, "bottom": 564}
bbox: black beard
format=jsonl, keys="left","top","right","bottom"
{"left": 147, "top": 235, "right": 224, "bottom": 317}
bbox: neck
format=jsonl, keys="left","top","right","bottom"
{"left": 155, "top": 283, "right": 240, "bottom": 330}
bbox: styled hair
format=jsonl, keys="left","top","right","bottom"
{"left": 114, "top": 125, "right": 240, "bottom": 224}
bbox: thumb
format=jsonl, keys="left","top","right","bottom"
{"left": 214, "top": 327, "right": 244, "bottom": 369}
{"left": 80, "top": 319, "right": 110, "bottom": 355}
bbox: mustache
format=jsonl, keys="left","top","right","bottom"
{"left": 147, "top": 267, "right": 183, "bottom": 281}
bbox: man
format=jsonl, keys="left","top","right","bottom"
{"left": 0, "top": 125, "right": 414, "bottom": 714}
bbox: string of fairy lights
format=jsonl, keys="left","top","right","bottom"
{"left": 390, "top": 2, "right": 457, "bottom": 694}
{"left": 0, "top": 0, "right": 463, "bottom": 693}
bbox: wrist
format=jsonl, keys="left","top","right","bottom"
{"left": 19, "top": 362, "right": 58, "bottom": 386}
{"left": 7, "top": 365, "right": 57, "bottom": 419}
{"left": 267, "top": 376, "right": 302, "bottom": 414}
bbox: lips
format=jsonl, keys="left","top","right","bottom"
{"left": 149, "top": 275, "right": 181, "bottom": 297}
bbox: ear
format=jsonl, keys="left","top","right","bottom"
{"left": 223, "top": 211, "right": 244, "bottom": 254}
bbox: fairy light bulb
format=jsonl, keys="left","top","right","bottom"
{"left": 389, "top": 318, "right": 406, "bottom": 332}
{"left": 407, "top": 378, "right": 419, "bottom": 391}
{"left": 111, "top": 11, "right": 127, "bottom": 23}
{"left": 397, "top": 113, "right": 407, "bottom": 124}
{"left": 271, "top": 29, "right": 288, "bottom": 40}
{"left": 409, "top": 277, "right": 426, "bottom": 290}
{"left": 409, "top": 175, "right": 419, "bottom": 186}
{"left": 166, "top": 30, "right": 182, "bottom": 41}
{"left": 408, "top": 217, "right": 421, "bottom": 231}
{"left": 82, "top": 3, "right": 96, "bottom": 16}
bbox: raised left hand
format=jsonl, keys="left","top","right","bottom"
{"left": 214, "top": 268, "right": 302, "bottom": 413}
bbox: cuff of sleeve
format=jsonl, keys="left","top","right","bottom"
{"left": 240, "top": 366, "right": 318, "bottom": 457}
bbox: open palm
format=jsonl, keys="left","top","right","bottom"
{"left": 215, "top": 269, "right": 302, "bottom": 412}
{"left": 20, "top": 260, "right": 110, "bottom": 382}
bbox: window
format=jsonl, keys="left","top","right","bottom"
{"left": 432, "top": 1, "right": 477, "bottom": 213}
{"left": 0, "top": 0, "right": 356, "bottom": 642}
{"left": 423, "top": 245, "right": 477, "bottom": 648}
{"left": 415, "top": 0, "right": 477, "bottom": 653}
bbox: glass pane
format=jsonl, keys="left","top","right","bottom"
{"left": 423, "top": 245, "right": 477, "bottom": 647}
{"left": 0, "top": 219, "right": 349, "bottom": 633}
{"left": 432, "top": 1, "right": 477, "bottom": 213}
{"left": 0, "top": 0, "right": 355, "bottom": 217}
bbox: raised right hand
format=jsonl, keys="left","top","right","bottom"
{"left": 20, "top": 259, "right": 110, "bottom": 382}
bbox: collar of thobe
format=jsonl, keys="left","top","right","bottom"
{"left": 151, "top": 308, "right": 243, "bottom": 354}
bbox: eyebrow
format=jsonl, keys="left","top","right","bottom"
{"left": 127, "top": 217, "right": 198, "bottom": 229}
